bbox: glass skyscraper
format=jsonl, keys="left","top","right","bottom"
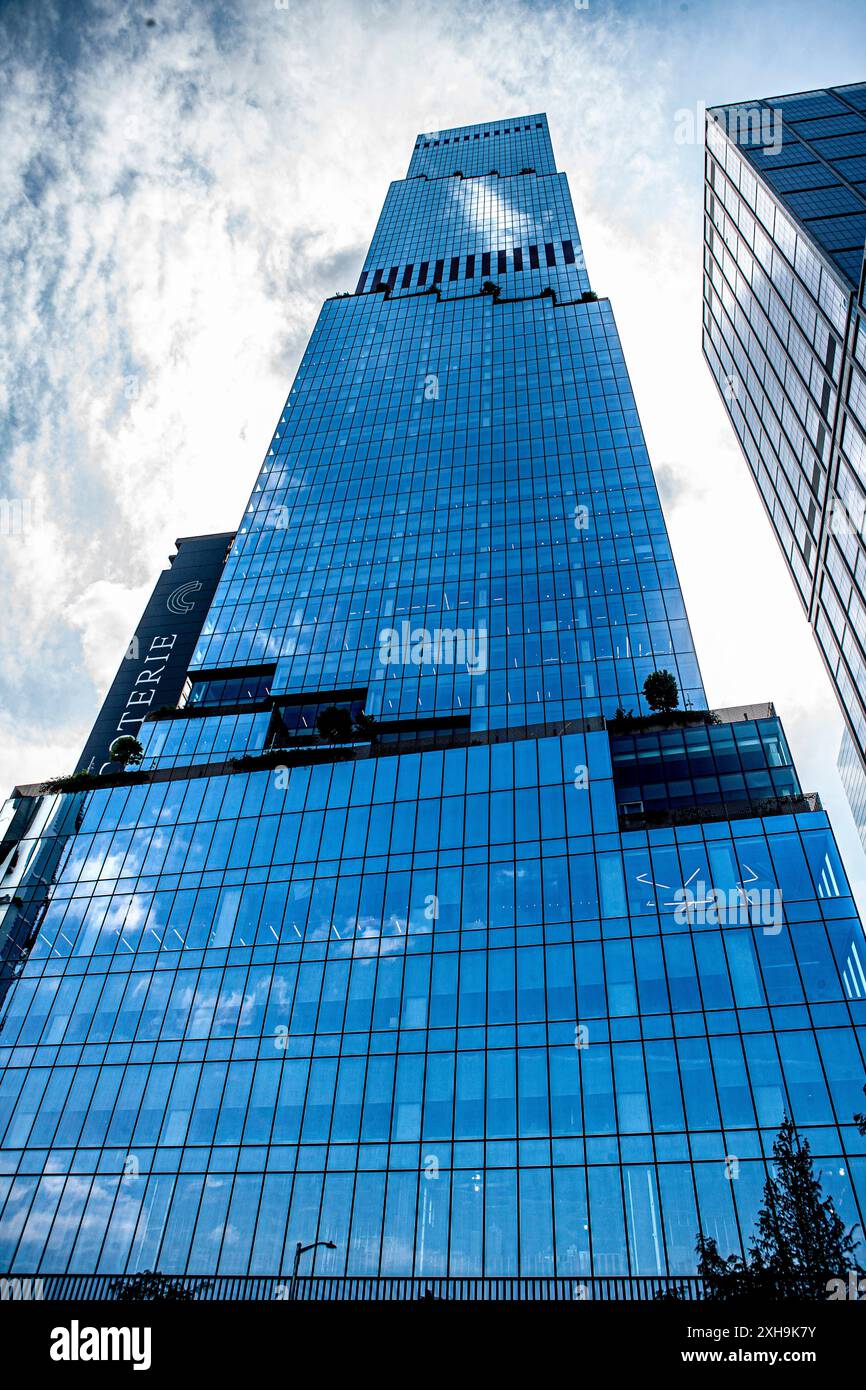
{"left": 1, "top": 114, "right": 865, "bottom": 1299}
{"left": 702, "top": 84, "right": 866, "bottom": 850}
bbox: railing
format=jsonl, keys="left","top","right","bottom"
{"left": 618, "top": 791, "right": 821, "bottom": 832}
{"left": 712, "top": 703, "right": 777, "bottom": 724}
{"left": 3, "top": 1273, "right": 708, "bottom": 1302}
{"left": 605, "top": 703, "right": 778, "bottom": 737}
{"left": 11, "top": 716, "right": 608, "bottom": 800}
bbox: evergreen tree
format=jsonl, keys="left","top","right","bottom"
{"left": 747, "top": 1118, "right": 861, "bottom": 1298}
{"left": 694, "top": 1234, "right": 752, "bottom": 1302}
{"left": 693, "top": 1118, "right": 862, "bottom": 1300}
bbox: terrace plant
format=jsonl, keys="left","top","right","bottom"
{"left": 108, "top": 735, "right": 144, "bottom": 767}
{"left": 316, "top": 705, "right": 354, "bottom": 742}
{"left": 642, "top": 669, "right": 680, "bottom": 716}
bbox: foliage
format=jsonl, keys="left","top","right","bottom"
{"left": 109, "top": 735, "right": 144, "bottom": 767}
{"left": 316, "top": 704, "right": 354, "bottom": 742}
{"left": 748, "top": 1120, "right": 860, "bottom": 1297}
{"left": 353, "top": 710, "right": 379, "bottom": 741}
{"left": 39, "top": 769, "right": 98, "bottom": 794}
{"left": 109, "top": 1270, "right": 211, "bottom": 1302}
{"left": 642, "top": 668, "right": 680, "bottom": 715}
{"left": 609, "top": 707, "right": 718, "bottom": 736}
{"left": 683, "top": 1120, "right": 863, "bottom": 1301}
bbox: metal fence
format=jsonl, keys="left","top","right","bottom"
{"left": 2, "top": 1273, "right": 708, "bottom": 1302}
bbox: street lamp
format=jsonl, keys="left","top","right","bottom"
{"left": 289, "top": 1239, "right": 337, "bottom": 1300}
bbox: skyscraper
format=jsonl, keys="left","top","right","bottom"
{"left": 702, "top": 83, "right": 866, "bottom": 848}
{"left": 1, "top": 114, "right": 864, "bottom": 1299}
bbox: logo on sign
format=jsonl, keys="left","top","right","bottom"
{"left": 166, "top": 580, "right": 202, "bottom": 614}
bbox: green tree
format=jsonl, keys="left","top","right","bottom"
{"left": 108, "top": 734, "right": 144, "bottom": 767}
{"left": 642, "top": 668, "right": 679, "bottom": 715}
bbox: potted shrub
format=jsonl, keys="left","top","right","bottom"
{"left": 353, "top": 710, "right": 379, "bottom": 742}
{"left": 642, "top": 670, "right": 680, "bottom": 716}
{"left": 316, "top": 705, "right": 354, "bottom": 742}
{"left": 109, "top": 735, "right": 145, "bottom": 768}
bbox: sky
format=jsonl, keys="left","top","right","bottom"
{"left": 1, "top": 0, "right": 866, "bottom": 908}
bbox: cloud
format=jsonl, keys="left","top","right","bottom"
{"left": 65, "top": 577, "right": 153, "bottom": 691}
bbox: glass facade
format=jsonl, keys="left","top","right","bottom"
{"left": 702, "top": 83, "right": 866, "bottom": 850}
{"left": 839, "top": 725, "right": 866, "bottom": 849}
{"left": 610, "top": 708, "right": 797, "bottom": 810}
{"left": 1, "top": 113, "right": 865, "bottom": 1293}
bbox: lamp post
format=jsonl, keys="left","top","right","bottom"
{"left": 289, "top": 1239, "right": 337, "bottom": 1301}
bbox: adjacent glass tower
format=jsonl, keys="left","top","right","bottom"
{"left": 1, "top": 115, "right": 865, "bottom": 1297}
{"left": 702, "top": 83, "right": 866, "bottom": 849}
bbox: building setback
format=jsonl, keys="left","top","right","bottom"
{"left": 0, "top": 114, "right": 864, "bottom": 1296}
{"left": 702, "top": 83, "right": 866, "bottom": 848}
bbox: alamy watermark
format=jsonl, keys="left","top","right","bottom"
{"left": 0, "top": 498, "right": 37, "bottom": 537}
{"left": 1, "top": 1278, "right": 44, "bottom": 1300}
{"left": 673, "top": 880, "right": 782, "bottom": 933}
{"left": 829, "top": 494, "right": 866, "bottom": 543}
{"left": 827, "top": 1272, "right": 866, "bottom": 1300}
{"left": 378, "top": 621, "right": 487, "bottom": 674}
{"left": 675, "top": 101, "right": 783, "bottom": 156}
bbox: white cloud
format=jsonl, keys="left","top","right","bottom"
{"left": 65, "top": 577, "right": 153, "bottom": 691}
